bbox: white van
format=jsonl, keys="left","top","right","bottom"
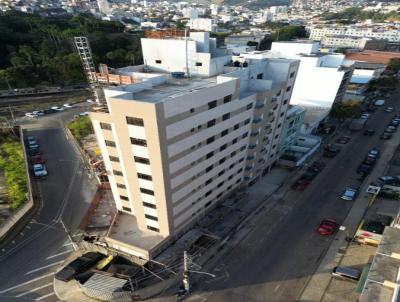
{"left": 374, "top": 99, "right": 385, "bottom": 106}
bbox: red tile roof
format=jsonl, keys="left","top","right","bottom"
{"left": 346, "top": 50, "right": 400, "bottom": 65}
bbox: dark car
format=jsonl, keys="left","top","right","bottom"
{"left": 300, "top": 170, "right": 318, "bottom": 181}
{"left": 55, "top": 252, "right": 104, "bottom": 282}
{"left": 380, "top": 132, "right": 392, "bottom": 140}
{"left": 28, "top": 147, "right": 41, "bottom": 156}
{"left": 363, "top": 129, "right": 375, "bottom": 136}
{"left": 357, "top": 164, "right": 372, "bottom": 175}
{"left": 363, "top": 221, "right": 385, "bottom": 234}
{"left": 291, "top": 179, "right": 311, "bottom": 191}
{"left": 323, "top": 145, "right": 341, "bottom": 158}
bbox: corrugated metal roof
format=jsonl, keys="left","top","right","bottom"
{"left": 83, "top": 273, "right": 128, "bottom": 292}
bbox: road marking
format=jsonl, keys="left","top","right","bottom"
{"left": 62, "top": 242, "right": 73, "bottom": 247}
{"left": 35, "top": 292, "right": 55, "bottom": 301}
{"left": 46, "top": 250, "right": 71, "bottom": 259}
{"left": 15, "top": 283, "right": 52, "bottom": 298}
{"left": 274, "top": 284, "right": 281, "bottom": 292}
{"left": 0, "top": 272, "right": 54, "bottom": 294}
{"left": 26, "top": 261, "right": 64, "bottom": 275}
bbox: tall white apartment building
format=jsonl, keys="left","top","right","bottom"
{"left": 188, "top": 18, "right": 217, "bottom": 32}
{"left": 310, "top": 26, "right": 400, "bottom": 42}
{"left": 90, "top": 32, "right": 299, "bottom": 259}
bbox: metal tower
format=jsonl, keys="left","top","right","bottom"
{"left": 74, "top": 36, "right": 103, "bottom": 103}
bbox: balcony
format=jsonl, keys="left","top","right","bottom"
{"left": 265, "top": 128, "right": 272, "bottom": 135}
{"left": 253, "top": 117, "right": 262, "bottom": 124}
{"left": 271, "top": 97, "right": 278, "bottom": 102}
{"left": 255, "top": 102, "right": 265, "bottom": 109}
{"left": 245, "top": 166, "right": 252, "bottom": 171}
{"left": 247, "top": 155, "right": 255, "bottom": 161}
{"left": 250, "top": 131, "right": 260, "bottom": 137}
{"left": 248, "top": 144, "right": 257, "bottom": 149}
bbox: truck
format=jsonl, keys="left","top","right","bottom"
{"left": 349, "top": 118, "right": 367, "bottom": 131}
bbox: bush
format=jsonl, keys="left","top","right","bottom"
{"left": 68, "top": 116, "right": 94, "bottom": 142}
{"left": 0, "top": 141, "right": 28, "bottom": 210}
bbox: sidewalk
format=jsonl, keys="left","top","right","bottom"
{"left": 299, "top": 129, "right": 400, "bottom": 302}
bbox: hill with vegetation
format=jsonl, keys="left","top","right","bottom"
{"left": 322, "top": 7, "right": 400, "bottom": 23}
{"left": 0, "top": 11, "right": 143, "bottom": 89}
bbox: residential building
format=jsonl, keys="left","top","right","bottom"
{"left": 321, "top": 36, "right": 380, "bottom": 50}
{"left": 310, "top": 26, "right": 400, "bottom": 43}
{"left": 279, "top": 105, "right": 305, "bottom": 153}
{"left": 90, "top": 32, "right": 299, "bottom": 259}
{"left": 188, "top": 18, "right": 217, "bottom": 32}
{"left": 269, "top": 41, "right": 354, "bottom": 132}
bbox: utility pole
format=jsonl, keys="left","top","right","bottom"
{"left": 183, "top": 250, "right": 190, "bottom": 293}
{"left": 8, "top": 105, "right": 15, "bottom": 124}
{"left": 59, "top": 219, "right": 78, "bottom": 251}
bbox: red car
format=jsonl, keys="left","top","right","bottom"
{"left": 291, "top": 179, "right": 310, "bottom": 191}
{"left": 31, "top": 155, "right": 45, "bottom": 165}
{"left": 317, "top": 219, "right": 339, "bottom": 235}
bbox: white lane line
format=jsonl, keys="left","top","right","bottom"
{"left": 15, "top": 283, "right": 52, "bottom": 298}
{"left": 46, "top": 250, "right": 72, "bottom": 260}
{"left": 26, "top": 261, "right": 64, "bottom": 275}
{"left": 35, "top": 292, "right": 55, "bottom": 301}
{"left": 0, "top": 272, "right": 55, "bottom": 294}
{"left": 62, "top": 242, "right": 72, "bottom": 247}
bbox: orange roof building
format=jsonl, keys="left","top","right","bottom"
{"left": 345, "top": 50, "right": 400, "bottom": 65}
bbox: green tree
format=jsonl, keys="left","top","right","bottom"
{"left": 387, "top": 58, "right": 400, "bottom": 73}
{"left": 272, "top": 25, "right": 307, "bottom": 41}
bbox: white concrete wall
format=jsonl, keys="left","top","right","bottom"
{"left": 271, "top": 41, "right": 320, "bottom": 55}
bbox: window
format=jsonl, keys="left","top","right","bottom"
{"left": 122, "top": 206, "right": 131, "bottom": 212}
{"left": 232, "top": 138, "right": 238, "bottom": 144}
{"left": 143, "top": 202, "right": 156, "bottom": 209}
{"left": 239, "top": 157, "right": 245, "bottom": 162}
{"left": 191, "top": 128, "right": 195, "bottom": 133}
{"left": 145, "top": 214, "right": 158, "bottom": 221}
{"left": 105, "top": 140, "right": 116, "bottom": 147}
{"left": 242, "top": 132, "right": 248, "bottom": 138}
{"left": 147, "top": 226, "right": 159, "bottom": 232}
{"left": 126, "top": 117, "right": 144, "bottom": 126}
{"left": 140, "top": 188, "right": 154, "bottom": 195}
{"left": 217, "top": 192, "right": 223, "bottom": 198}
{"left": 228, "top": 175, "right": 233, "bottom": 180}
{"left": 218, "top": 170, "right": 225, "bottom": 176}
{"left": 221, "top": 129, "right": 228, "bottom": 137}
{"left": 217, "top": 182, "right": 224, "bottom": 188}
{"left": 272, "top": 144, "right": 276, "bottom": 149}
{"left": 231, "top": 151, "right": 237, "bottom": 157}
{"left": 137, "top": 173, "right": 152, "bottom": 181}
{"left": 134, "top": 156, "right": 150, "bottom": 164}
{"left": 205, "top": 179, "right": 212, "bottom": 186}
{"left": 237, "top": 168, "right": 243, "bottom": 173}
{"left": 283, "top": 99, "right": 288, "bottom": 105}
{"left": 207, "top": 136, "right": 215, "bottom": 144}
{"left": 290, "top": 71, "right": 295, "bottom": 78}
{"left": 219, "top": 157, "right": 226, "bottom": 164}
{"left": 117, "top": 183, "right": 126, "bottom": 189}
{"left": 224, "top": 95, "right": 232, "bottom": 103}
{"left": 244, "top": 118, "right": 251, "bottom": 125}
{"left": 120, "top": 195, "right": 129, "bottom": 201}
{"left": 205, "top": 190, "right": 212, "bottom": 197}
{"left": 229, "top": 163, "right": 235, "bottom": 169}
{"left": 274, "top": 134, "right": 279, "bottom": 139}
{"left": 286, "top": 86, "right": 291, "bottom": 92}
{"left": 155, "top": 60, "right": 162, "bottom": 64}
{"left": 130, "top": 137, "right": 147, "bottom": 146}
{"left": 234, "top": 123, "right": 240, "bottom": 130}
{"left": 190, "top": 108, "right": 195, "bottom": 113}
{"left": 100, "top": 122, "right": 111, "bottom": 130}
{"left": 257, "top": 73, "right": 263, "bottom": 79}
{"left": 220, "top": 144, "right": 227, "bottom": 151}
{"left": 206, "top": 151, "right": 214, "bottom": 159}
{"left": 280, "top": 112, "right": 284, "bottom": 117}
{"left": 208, "top": 100, "right": 217, "bottom": 110}
{"left": 207, "top": 119, "right": 216, "bottom": 128}
{"left": 113, "top": 170, "right": 123, "bottom": 176}
{"left": 277, "top": 123, "right": 282, "bottom": 128}
{"left": 206, "top": 165, "right": 213, "bottom": 173}
{"left": 222, "top": 113, "right": 230, "bottom": 121}
{"left": 246, "top": 103, "right": 253, "bottom": 110}
{"left": 109, "top": 156, "right": 119, "bottom": 162}
{"left": 196, "top": 62, "right": 202, "bottom": 66}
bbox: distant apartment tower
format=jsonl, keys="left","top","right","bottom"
{"left": 90, "top": 32, "right": 299, "bottom": 259}
{"left": 310, "top": 26, "right": 400, "bottom": 43}
{"left": 97, "top": 0, "right": 110, "bottom": 14}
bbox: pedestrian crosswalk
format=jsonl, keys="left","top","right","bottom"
{"left": 0, "top": 243, "right": 72, "bottom": 302}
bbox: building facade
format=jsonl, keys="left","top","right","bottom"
{"left": 90, "top": 33, "right": 299, "bottom": 258}
{"left": 310, "top": 27, "right": 400, "bottom": 43}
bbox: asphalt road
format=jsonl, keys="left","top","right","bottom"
{"left": 186, "top": 93, "right": 400, "bottom": 302}
{"left": 0, "top": 104, "right": 97, "bottom": 302}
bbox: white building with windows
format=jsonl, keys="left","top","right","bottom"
{"left": 90, "top": 32, "right": 299, "bottom": 259}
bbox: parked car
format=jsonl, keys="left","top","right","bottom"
{"left": 368, "top": 148, "right": 380, "bottom": 158}
{"left": 33, "top": 164, "right": 47, "bottom": 177}
{"left": 51, "top": 106, "right": 64, "bottom": 112}
{"left": 79, "top": 112, "right": 90, "bottom": 116}
{"left": 360, "top": 113, "right": 370, "bottom": 120}
{"left": 27, "top": 136, "right": 37, "bottom": 144}
{"left": 363, "top": 129, "right": 375, "bottom": 136}
{"left": 385, "top": 107, "right": 394, "bottom": 112}
{"left": 63, "top": 103, "right": 73, "bottom": 108}
{"left": 374, "top": 99, "right": 385, "bottom": 106}
{"left": 324, "top": 145, "right": 341, "bottom": 158}
{"left": 32, "top": 156, "right": 45, "bottom": 165}
{"left": 291, "top": 179, "right": 310, "bottom": 191}
{"left": 380, "top": 132, "right": 392, "bottom": 140}
{"left": 55, "top": 252, "right": 104, "bottom": 282}
{"left": 385, "top": 126, "right": 396, "bottom": 133}
{"left": 28, "top": 147, "right": 41, "bottom": 156}
{"left": 357, "top": 163, "right": 372, "bottom": 175}
{"left": 27, "top": 141, "right": 39, "bottom": 149}
{"left": 25, "top": 112, "right": 38, "bottom": 118}
{"left": 363, "top": 157, "right": 376, "bottom": 166}
{"left": 341, "top": 188, "right": 358, "bottom": 201}
{"left": 363, "top": 221, "right": 385, "bottom": 234}
{"left": 317, "top": 219, "right": 339, "bottom": 235}
{"left": 32, "top": 110, "right": 45, "bottom": 116}
{"left": 332, "top": 266, "right": 361, "bottom": 282}
{"left": 336, "top": 136, "right": 351, "bottom": 144}
{"left": 300, "top": 170, "right": 318, "bottom": 181}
